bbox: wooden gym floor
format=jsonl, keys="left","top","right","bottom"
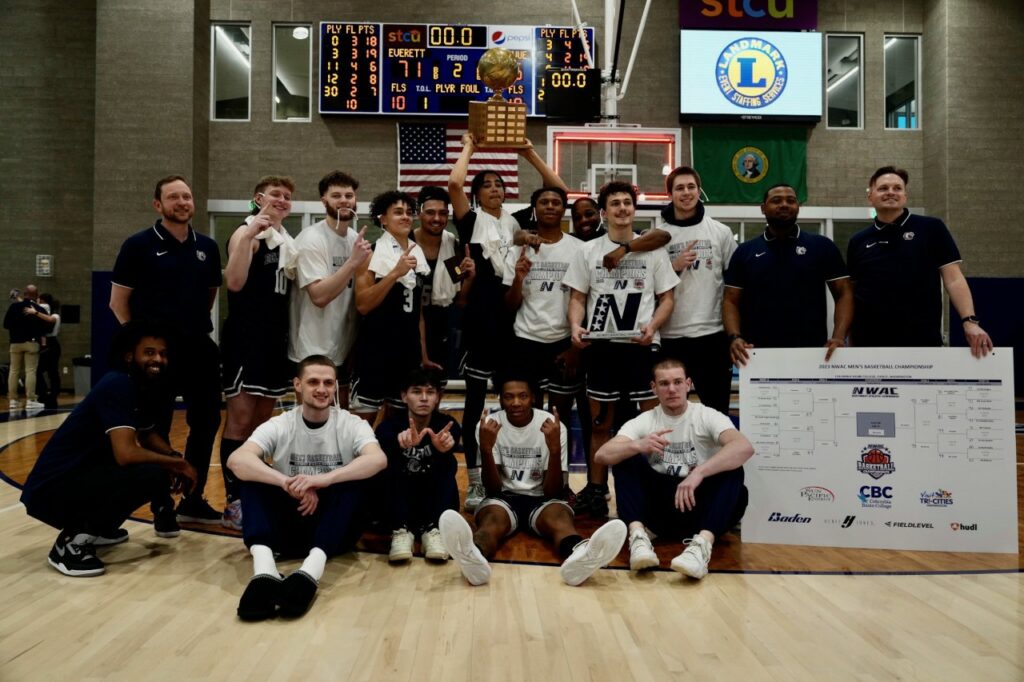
{"left": 0, "top": 400, "right": 1021, "bottom": 680}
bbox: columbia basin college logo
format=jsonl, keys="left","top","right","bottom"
{"left": 857, "top": 445, "right": 894, "bottom": 480}
{"left": 716, "top": 36, "right": 788, "bottom": 109}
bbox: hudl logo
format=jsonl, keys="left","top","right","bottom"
{"left": 768, "top": 512, "right": 810, "bottom": 523}
{"left": 950, "top": 522, "right": 978, "bottom": 531}
{"left": 852, "top": 386, "right": 899, "bottom": 397}
{"left": 715, "top": 36, "right": 788, "bottom": 109}
{"left": 857, "top": 445, "right": 895, "bottom": 480}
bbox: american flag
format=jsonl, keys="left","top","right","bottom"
{"left": 397, "top": 123, "right": 519, "bottom": 199}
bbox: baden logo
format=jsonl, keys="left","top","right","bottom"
{"left": 851, "top": 386, "right": 899, "bottom": 397}
{"left": 857, "top": 445, "right": 894, "bottom": 480}
{"left": 715, "top": 36, "right": 787, "bottom": 109}
{"left": 950, "top": 522, "right": 978, "bottom": 531}
{"left": 768, "top": 512, "right": 811, "bottom": 523}
{"left": 799, "top": 486, "right": 835, "bottom": 503}
{"left": 920, "top": 489, "right": 954, "bottom": 507}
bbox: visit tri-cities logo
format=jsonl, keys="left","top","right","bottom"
{"left": 920, "top": 489, "right": 954, "bottom": 507}
{"left": 857, "top": 445, "right": 894, "bottom": 480}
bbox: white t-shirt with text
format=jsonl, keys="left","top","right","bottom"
{"left": 617, "top": 403, "right": 735, "bottom": 478}
{"left": 502, "top": 234, "right": 583, "bottom": 343}
{"left": 248, "top": 405, "right": 378, "bottom": 476}
{"left": 563, "top": 234, "right": 679, "bottom": 345}
{"left": 475, "top": 408, "right": 568, "bottom": 496}
{"left": 288, "top": 220, "right": 359, "bottom": 364}
{"left": 656, "top": 216, "right": 737, "bottom": 338}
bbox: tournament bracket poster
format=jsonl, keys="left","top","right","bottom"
{"left": 740, "top": 348, "right": 1017, "bottom": 553}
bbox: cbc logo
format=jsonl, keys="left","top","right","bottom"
{"left": 716, "top": 36, "right": 788, "bottom": 109}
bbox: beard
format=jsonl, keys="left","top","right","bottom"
{"left": 766, "top": 216, "right": 797, "bottom": 231}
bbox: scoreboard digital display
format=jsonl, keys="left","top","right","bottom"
{"left": 319, "top": 22, "right": 595, "bottom": 117}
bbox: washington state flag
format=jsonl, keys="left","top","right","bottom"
{"left": 691, "top": 127, "right": 808, "bottom": 204}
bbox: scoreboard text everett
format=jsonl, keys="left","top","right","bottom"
{"left": 319, "top": 22, "right": 595, "bottom": 117}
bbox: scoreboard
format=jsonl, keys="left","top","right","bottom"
{"left": 319, "top": 22, "right": 595, "bottom": 117}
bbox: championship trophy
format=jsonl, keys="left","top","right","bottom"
{"left": 469, "top": 48, "right": 528, "bottom": 148}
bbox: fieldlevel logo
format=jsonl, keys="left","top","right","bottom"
{"left": 885, "top": 521, "right": 934, "bottom": 529}
{"left": 950, "top": 522, "right": 978, "bottom": 531}
{"left": 799, "top": 486, "right": 835, "bottom": 503}
{"left": 857, "top": 445, "right": 894, "bottom": 480}
{"left": 716, "top": 36, "right": 788, "bottom": 109}
{"left": 920, "top": 489, "right": 954, "bottom": 507}
{"left": 768, "top": 512, "right": 811, "bottom": 523}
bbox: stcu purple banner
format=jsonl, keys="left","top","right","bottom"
{"left": 679, "top": 0, "right": 818, "bottom": 30}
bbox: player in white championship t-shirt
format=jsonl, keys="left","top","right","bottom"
{"left": 563, "top": 181, "right": 679, "bottom": 518}
{"left": 289, "top": 171, "right": 372, "bottom": 409}
{"left": 502, "top": 186, "right": 584, "bottom": 450}
{"left": 438, "top": 374, "right": 627, "bottom": 587}
{"left": 596, "top": 358, "right": 753, "bottom": 580}
{"left": 227, "top": 355, "right": 386, "bottom": 621}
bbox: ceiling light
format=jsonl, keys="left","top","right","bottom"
{"left": 293, "top": 26, "right": 309, "bottom": 40}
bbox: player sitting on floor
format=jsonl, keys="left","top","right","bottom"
{"left": 375, "top": 367, "right": 461, "bottom": 563}
{"left": 595, "top": 358, "right": 753, "bottom": 580}
{"left": 438, "top": 374, "right": 627, "bottom": 586}
{"left": 227, "top": 355, "right": 387, "bottom": 621}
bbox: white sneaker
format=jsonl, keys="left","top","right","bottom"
{"left": 25, "top": 400, "right": 45, "bottom": 412}
{"left": 464, "top": 483, "right": 486, "bottom": 512}
{"left": 438, "top": 509, "right": 491, "bottom": 585}
{"left": 389, "top": 529, "right": 414, "bottom": 563}
{"left": 9, "top": 399, "right": 20, "bottom": 411}
{"left": 628, "top": 529, "right": 660, "bottom": 571}
{"left": 421, "top": 528, "right": 449, "bottom": 561}
{"left": 560, "top": 519, "right": 627, "bottom": 586}
{"left": 671, "top": 535, "right": 712, "bottom": 579}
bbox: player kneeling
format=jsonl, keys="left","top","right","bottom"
{"left": 439, "top": 375, "right": 626, "bottom": 586}
{"left": 595, "top": 358, "right": 752, "bottom": 580}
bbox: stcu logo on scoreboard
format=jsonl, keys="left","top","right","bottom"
{"left": 715, "top": 36, "right": 788, "bottom": 109}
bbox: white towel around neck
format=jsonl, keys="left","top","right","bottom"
{"left": 368, "top": 230, "right": 431, "bottom": 289}
{"left": 470, "top": 208, "right": 518, "bottom": 278}
{"left": 429, "top": 229, "right": 459, "bottom": 306}
{"left": 248, "top": 216, "right": 297, "bottom": 278}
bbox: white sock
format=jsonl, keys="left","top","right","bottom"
{"left": 300, "top": 547, "right": 327, "bottom": 583}
{"left": 250, "top": 544, "right": 278, "bottom": 578}
{"left": 468, "top": 468, "right": 482, "bottom": 486}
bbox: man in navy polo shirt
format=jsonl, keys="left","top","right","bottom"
{"left": 21, "top": 321, "right": 198, "bottom": 577}
{"left": 846, "top": 166, "right": 993, "bottom": 357}
{"left": 723, "top": 184, "right": 853, "bottom": 366}
{"left": 109, "top": 175, "right": 224, "bottom": 527}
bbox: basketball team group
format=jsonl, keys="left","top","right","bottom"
{"left": 16, "top": 132, "right": 993, "bottom": 620}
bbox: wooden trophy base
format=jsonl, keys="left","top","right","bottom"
{"left": 469, "top": 99, "right": 528, "bottom": 148}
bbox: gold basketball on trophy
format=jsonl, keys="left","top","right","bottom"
{"left": 477, "top": 48, "right": 520, "bottom": 99}
{"left": 469, "top": 47, "right": 528, "bottom": 148}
